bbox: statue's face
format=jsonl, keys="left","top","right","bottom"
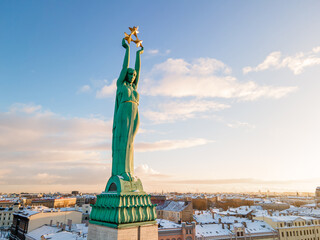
{"left": 127, "top": 69, "right": 136, "bottom": 83}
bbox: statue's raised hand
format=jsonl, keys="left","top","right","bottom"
{"left": 122, "top": 38, "right": 129, "bottom": 49}
{"left": 137, "top": 47, "right": 144, "bottom": 55}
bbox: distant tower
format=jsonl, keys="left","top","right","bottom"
{"left": 315, "top": 187, "right": 320, "bottom": 206}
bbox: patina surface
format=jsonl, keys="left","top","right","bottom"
{"left": 90, "top": 28, "right": 156, "bottom": 228}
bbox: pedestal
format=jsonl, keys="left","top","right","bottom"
{"left": 88, "top": 222, "right": 158, "bottom": 240}
{"left": 88, "top": 175, "right": 158, "bottom": 239}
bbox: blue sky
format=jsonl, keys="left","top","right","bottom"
{"left": 1, "top": 1, "right": 320, "bottom": 193}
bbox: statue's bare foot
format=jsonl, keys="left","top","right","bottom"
{"left": 121, "top": 172, "right": 133, "bottom": 181}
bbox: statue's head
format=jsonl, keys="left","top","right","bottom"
{"left": 126, "top": 68, "right": 137, "bottom": 83}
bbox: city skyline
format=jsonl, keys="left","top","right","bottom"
{"left": 1, "top": 1, "right": 320, "bottom": 193}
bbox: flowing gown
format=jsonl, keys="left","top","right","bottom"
{"left": 112, "top": 82, "right": 139, "bottom": 179}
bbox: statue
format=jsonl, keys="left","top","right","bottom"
{"left": 112, "top": 37, "right": 144, "bottom": 182}
{"left": 89, "top": 27, "right": 157, "bottom": 230}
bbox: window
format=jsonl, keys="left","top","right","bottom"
{"left": 282, "top": 232, "right": 285, "bottom": 237}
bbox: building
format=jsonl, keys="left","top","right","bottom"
{"left": 24, "top": 222, "right": 88, "bottom": 240}
{"left": 0, "top": 204, "right": 20, "bottom": 229}
{"left": 192, "top": 197, "right": 208, "bottom": 211}
{"left": 196, "top": 221, "right": 278, "bottom": 240}
{"left": 0, "top": 200, "right": 15, "bottom": 208}
{"left": 151, "top": 195, "right": 167, "bottom": 206}
{"left": 255, "top": 215, "right": 320, "bottom": 240}
{"left": 157, "top": 201, "right": 193, "bottom": 223}
{"left": 316, "top": 187, "right": 320, "bottom": 206}
{"left": 9, "top": 207, "right": 82, "bottom": 240}
{"left": 158, "top": 219, "right": 196, "bottom": 240}
{"left": 31, "top": 198, "right": 76, "bottom": 208}
{"left": 256, "top": 202, "right": 290, "bottom": 211}
{"left": 75, "top": 195, "right": 96, "bottom": 207}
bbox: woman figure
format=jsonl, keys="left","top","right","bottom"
{"left": 112, "top": 38, "right": 144, "bottom": 181}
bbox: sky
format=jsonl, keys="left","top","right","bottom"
{"left": 1, "top": 1, "right": 320, "bottom": 194}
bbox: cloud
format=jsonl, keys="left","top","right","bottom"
{"left": 227, "top": 121, "right": 256, "bottom": 129}
{"left": 243, "top": 46, "right": 320, "bottom": 75}
{"left": 0, "top": 104, "right": 212, "bottom": 190}
{"left": 78, "top": 85, "right": 91, "bottom": 93}
{"left": 96, "top": 79, "right": 117, "bottom": 98}
{"left": 135, "top": 138, "right": 211, "bottom": 152}
{"left": 143, "top": 99, "right": 230, "bottom": 123}
{"left": 9, "top": 103, "right": 43, "bottom": 114}
{"left": 243, "top": 52, "right": 281, "bottom": 74}
{"left": 146, "top": 49, "right": 171, "bottom": 56}
{"left": 147, "top": 49, "right": 159, "bottom": 55}
{"left": 135, "top": 164, "right": 160, "bottom": 176}
{"left": 142, "top": 58, "right": 296, "bottom": 100}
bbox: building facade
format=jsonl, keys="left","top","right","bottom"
{"left": 9, "top": 208, "right": 82, "bottom": 240}
{"left": 316, "top": 187, "right": 320, "bottom": 206}
{"left": 157, "top": 201, "right": 193, "bottom": 223}
{"left": 31, "top": 198, "right": 76, "bottom": 208}
{"left": 255, "top": 215, "right": 320, "bottom": 240}
{"left": 158, "top": 222, "right": 196, "bottom": 240}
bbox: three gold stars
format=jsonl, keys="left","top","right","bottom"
{"left": 124, "top": 26, "right": 143, "bottom": 48}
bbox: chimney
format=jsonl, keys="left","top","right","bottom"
{"left": 49, "top": 220, "right": 53, "bottom": 226}
{"left": 62, "top": 224, "right": 66, "bottom": 231}
{"left": 222, "top": 223, "right": 225, "bottom": 229}
{"left": 56, "top": 221, "right": 59, "bottom": 228}
{"left": 218, "top": 218, "right": 222, "bottom": 224}
{"left": 243, "top": 222, "right": 247, "bottom": 228}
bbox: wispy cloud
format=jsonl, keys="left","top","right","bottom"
{"left": 142, "top": 58, "right": 297, "bottom": 100}
{"left": 78, "top": 85, "right": 91, "bottom": 93}
{"left": 146, "top": 49, "right": 171, "bottom": 56}
{"left": 243, "top": 46, "right": 320, "bottom": 75}
{"left": 0, "top": 104, "right": 211, "bottom": 190}
{"left": 96, "top": 79, "right": 117, "bottom": 98}
{"left": 227, "top": 121, "right": 256, "bottom": 129}
{"left": 135, "top": 138, "right": 211, "bottom": 152}
{"left": 143, "top": 99, "right": 230, "bottom": 124}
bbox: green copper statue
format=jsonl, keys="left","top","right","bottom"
{"left": 89, "top": 27, "right": 157, "bottom": 228}
{"left": 112, "top": 38, "right": 143, "bottom": 181}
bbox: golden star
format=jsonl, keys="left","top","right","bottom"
{"left": 129, "top": 26, "right": 139, "bottom": 38}
{"left": 124, "top": 32, "right": 132, "bottom": 44}
{"left": 133, "top": 37, "right": 143, "bottom": 48}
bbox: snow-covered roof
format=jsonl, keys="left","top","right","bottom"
{"left": 196, "top": 224, "right": 232, "bottom": 238}
{"left": 42, "top": 231, "right": 86, "bottom": 240}
{"left": 245, "top": 221, "right": 275, "bottom": 234}
{"left": 157, "top": 219, "right": 181, "bottom": 229}
{"left": 25, "top": 225, "right": 60, "bottom": 240}
{"left": 269, "top": 215, "right": 316, "bottom": 222}
{"left": 193, "top": 210, "right": 214, "bottom": 224}
{"left": 156, "top": 201, "right": 190, "bottom": 212}
{"left": 14, "top": 206, "right": 81, "bottom": 218}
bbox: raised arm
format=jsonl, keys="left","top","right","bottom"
{"left": 117, "top": 38, "right": 130, "bottom": 87}
{"left": 133, "top": 47, "right": 144, "bottom": 89}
